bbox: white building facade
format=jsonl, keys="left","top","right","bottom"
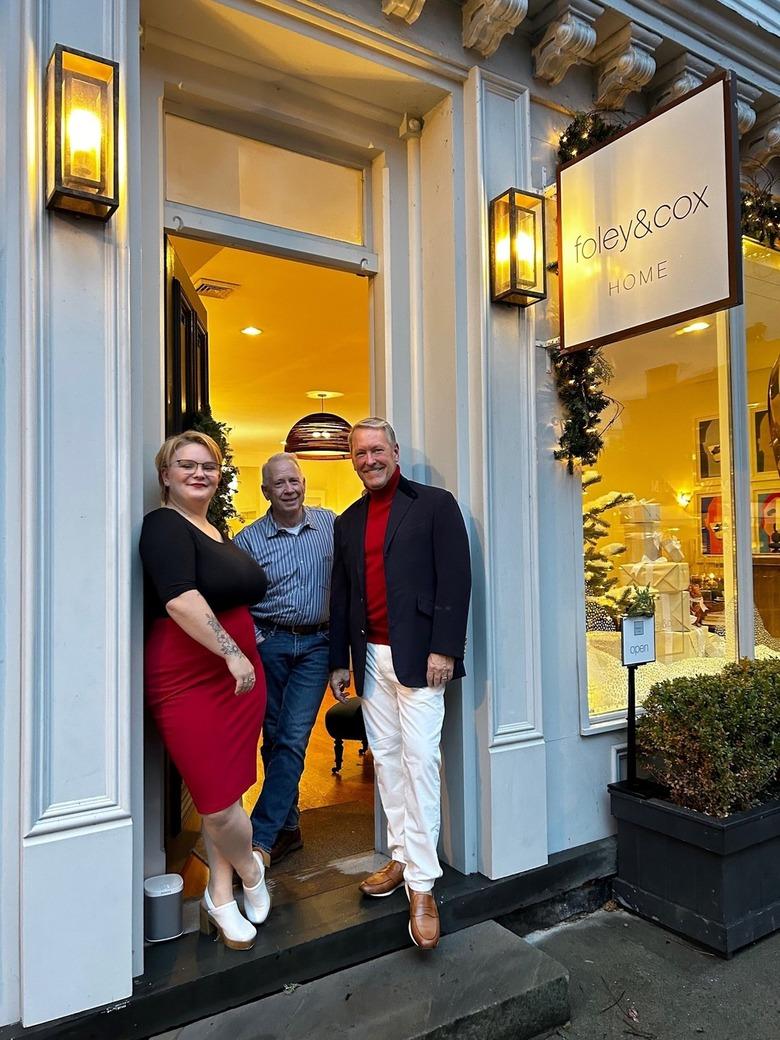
{"left": 1, "top": 0, "right": 779, "bottom": 1029}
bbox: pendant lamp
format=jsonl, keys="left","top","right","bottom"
{"left": 285, "top": 393, "right": 352, "bottom": 460}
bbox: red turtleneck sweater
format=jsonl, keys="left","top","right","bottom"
{"left": 364, "top": 466, "right": 401, "bottom": 645}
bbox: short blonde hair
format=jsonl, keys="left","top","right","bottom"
{"left": 348, "top": 417, "right": 397, "bottom": 451}
{"left": 155, "top": 431, "right": 222, "bottom": 503}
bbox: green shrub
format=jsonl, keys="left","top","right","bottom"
{"left": 637, "top": 659, "right": 780, "bottom": 817}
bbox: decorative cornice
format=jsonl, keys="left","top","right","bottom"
{"left": 744, "top": 101, "right": 780, "bottom": 166}
{"left": 381, "top": 0, "right": 426, "bottom": 25}
{"left": 462, "top": 0, "right": 529, "bottom": 59}
{"left": 593, "top": 22, "right": 662, "bottom": 110}
{"left": 735, "top": 79, "right": 762, "bottom": 137}
{"left": 651, "top": 53, "right": 715, "bottom": 110}
{"left": 531, "top": 0, "right": 604, "bottom": 86}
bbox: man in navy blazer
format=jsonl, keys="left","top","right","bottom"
{"left": 329, "top": 417, "right": 471, "bottom": 949}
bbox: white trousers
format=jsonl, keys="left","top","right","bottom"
{"left": 362, "top": 642, "right": 445, "bottom": 892}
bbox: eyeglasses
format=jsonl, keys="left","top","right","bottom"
{"left": 173, "top": 460, "right": 220, "bottom": 475}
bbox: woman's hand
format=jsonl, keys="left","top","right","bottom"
{"left": 227, "top": 652, "right": 256, "bottom": 696}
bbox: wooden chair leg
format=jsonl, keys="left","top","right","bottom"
{"left": 332, "top": 737, "right": 344, "bottom": 775}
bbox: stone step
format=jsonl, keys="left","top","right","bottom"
{"left": 153, "top": 920, "right": 570, "bottom": 1040}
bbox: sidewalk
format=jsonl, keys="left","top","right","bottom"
{"left": 527, "top": 907, "right": 780, "bottom": 1040}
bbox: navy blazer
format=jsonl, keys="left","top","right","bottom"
{"left": 329, "top": 473, "right": 471, "bottom": 694}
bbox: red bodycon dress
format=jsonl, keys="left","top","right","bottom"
{"left": 140, "top": 508, "right": 267, "bottom": 814}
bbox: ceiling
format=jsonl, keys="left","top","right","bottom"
{"left": 170, "top": 235, "right": 371, "bottom": 466}
{"left": 141, "top": 0, "right": 447, "bottom": 126}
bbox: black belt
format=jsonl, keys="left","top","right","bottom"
{"left": 268, "top": 621, "right": 329, "bottom": 636}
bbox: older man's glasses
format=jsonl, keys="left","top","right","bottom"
{"left": 173, "top": 460, "right": 220, "bottom": 475}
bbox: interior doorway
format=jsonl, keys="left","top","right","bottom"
{"left": 165, "top": 233, "right": 375, "bottom": 903}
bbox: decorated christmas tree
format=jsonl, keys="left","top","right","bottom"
{"left": 582, "top": 470, "right": 636, "bottom": 620}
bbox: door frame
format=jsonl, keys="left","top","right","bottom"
{"left": 138, "top": 13, "right": 483, "bottom": 979}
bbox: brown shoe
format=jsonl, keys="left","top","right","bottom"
{"left": 252, "top": 846, "right": 271, "bottom": 869}
{"left": 270, "top": 827, "right": 303, "bottom": 865}
{"left": 407, "top": 888, "right": 440, "bottom": 949}
{"left": 358, "top": 859, "right": 405, "bottom": 898}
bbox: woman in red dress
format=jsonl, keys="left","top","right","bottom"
{"left": 140, "top": 431, "right": 271, "bottom": 950}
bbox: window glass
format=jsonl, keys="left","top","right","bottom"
{"left": 165, "top": 115, "right": 364, "bottom": 245}
{"left": 584, "top": 315, "right": 738, "bottom": 717}
{"left": 743, "top": 239, "right": 780, "bottom": 657}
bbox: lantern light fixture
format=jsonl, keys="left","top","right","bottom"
{"left": 284, "top": 393, "right": 352, "bottom": 460}
{"left": 45, "top": 45, "right": 119, "bottom": 221}
{"left": 488, "top": 187, "right": 547, "bottom": 306}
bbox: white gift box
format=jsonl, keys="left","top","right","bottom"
{"left": 655, "top": 591, "right": 692, "bottom": 633}
{"left": 618, "top": 560, "right": 690, "bottom": 592}
{"left": 621, "top": 501, "right": 661, "bottom": 524}
{"left": 656, "top": 628, "right": 706, "bottom": 662}
{"left": 625, "top": 532, "right": 661, "bottom": 563}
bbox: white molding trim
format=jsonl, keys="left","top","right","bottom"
{"left": 531, "top": 0, "right": 604, "bottom": 86}
{"left": 472, "top": 70, "right": 544, "bottom": 746}
{"left": 381, "top": 0, "right": 426, "bottom": 25}
{"left": 163, "top": 201, "right": 379, "bottom": 274}
{"left": 462, "top": 0, "right": 529, "bottom": 59}
{"left": 593, "top": 22, "right": 662, "bottom": 110}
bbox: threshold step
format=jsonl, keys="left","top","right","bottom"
{"left": 153, "top": 920, "right": 570, "bottom": 1040}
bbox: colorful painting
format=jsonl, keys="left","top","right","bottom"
{"left": 752, "top": 408, "right": 776, "bottom": 478}
{"left": 699, "top": 493, "right": 723, "bottom": 555}
{"left": 696, "top": 416, "right": 721, "bottom": 482}
{"left": 756, "top": 490, "right": 780, "bottom": 554}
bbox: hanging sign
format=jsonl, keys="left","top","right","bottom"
{"left": 558, "top": 72, "right": 742, "bottom": 353}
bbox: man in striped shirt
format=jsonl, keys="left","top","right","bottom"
{"left": 234, "top": 453, "right": 335, "bottom": 866}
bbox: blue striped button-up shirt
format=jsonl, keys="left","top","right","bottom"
{"left": 234, "top": 505, "right": 335, "bottom": 634}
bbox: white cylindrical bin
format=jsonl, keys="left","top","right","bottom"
{"left": 144, "top": 874, "right": 184, "bottom": 943}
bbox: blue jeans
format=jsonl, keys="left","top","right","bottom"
{"left": 250, "top": 628, "right": 329, "bottom": 852}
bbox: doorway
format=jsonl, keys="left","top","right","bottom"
{"left": 165, "top": 233, "right": 375, "bottom": 904}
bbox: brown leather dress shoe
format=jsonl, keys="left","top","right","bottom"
{"left": 358, "top": 859, "right": 406, "bottom": 897}
{"left": 407, "top": 888, "right": 440, "bottom": 949}
{"left": 270, "top": 827, "right": 303, "bottom": 865}
{"left": 252, "top": 846, "right": 271, "bottom": 869}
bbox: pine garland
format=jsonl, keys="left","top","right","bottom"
{"left": 190, "top": 410, "right": 241, "bottom": 538}
{"left": 557, "top": 111, "right": 625, "bottom": 164}
{"left": 545, "top": 340, "right": 614, "bottom": 472}
{"left": 741, "top": 184, "right": 780, "bottom": 249}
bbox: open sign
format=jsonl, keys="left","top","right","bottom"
{"left": 621, "top": 616, "right": 656, "bottom": 666}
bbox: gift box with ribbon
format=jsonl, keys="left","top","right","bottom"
{"left": 618, "top": 560, "right": 690, "bottom": 592}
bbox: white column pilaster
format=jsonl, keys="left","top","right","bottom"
{"left": 12, "top": 0, "right": 139, "bottom": 1026}
{"left": 463, "top": 68, "right": 547, "bottom": 879}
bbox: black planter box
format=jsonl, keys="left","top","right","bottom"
{"left": 609, "top": 781, "right": 780, "bottom": 957}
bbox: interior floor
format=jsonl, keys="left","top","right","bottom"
{"left": 172, "top": 697, "right": 375, "bottom": 906}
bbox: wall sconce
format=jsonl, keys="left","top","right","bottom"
{"left": 45, "top": 45, "right": 119, "bottom": 221}
{"left": 676, "top": 491, "right": 692, "bottom": 508}
{"left": 488, "top": 188, "right": 547, "bottom": 306}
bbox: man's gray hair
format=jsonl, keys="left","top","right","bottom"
{"left": 348, "top": 417, "right": 397, "bottom": 451}
{"left": 262, "top": 452, "right": 303, "bottom": 485}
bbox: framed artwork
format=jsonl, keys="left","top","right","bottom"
{"left": 755, "top": 490, "right": 780, "bottom": 554}
{"left": 695, "top": 415, "right": 721, "bottom": 482}
{"left": 698, "top": 493, "right": 723, "bottom": 556}
{"left": 751, "top": 406, "right": 776, "bottom": 480}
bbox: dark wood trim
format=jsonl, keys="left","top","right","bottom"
{"left": 557, "top": 71, "right": 742, "bottom": 355}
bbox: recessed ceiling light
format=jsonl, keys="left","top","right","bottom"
{"left": 241, "top": 326, "right": 263, "bottom": 336}
{"left": 675, "top": 321, "right": 710, "bottom": 336}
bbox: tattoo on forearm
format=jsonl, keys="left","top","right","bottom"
{"left": 205, "top": 612, "right": 242, "bottom": 657}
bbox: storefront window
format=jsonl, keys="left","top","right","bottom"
{"left": 743, "top": 239, "right": 780, "bottom": 658}
{"left": 584, "top": 316, "right": 738, "bottom": 717}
